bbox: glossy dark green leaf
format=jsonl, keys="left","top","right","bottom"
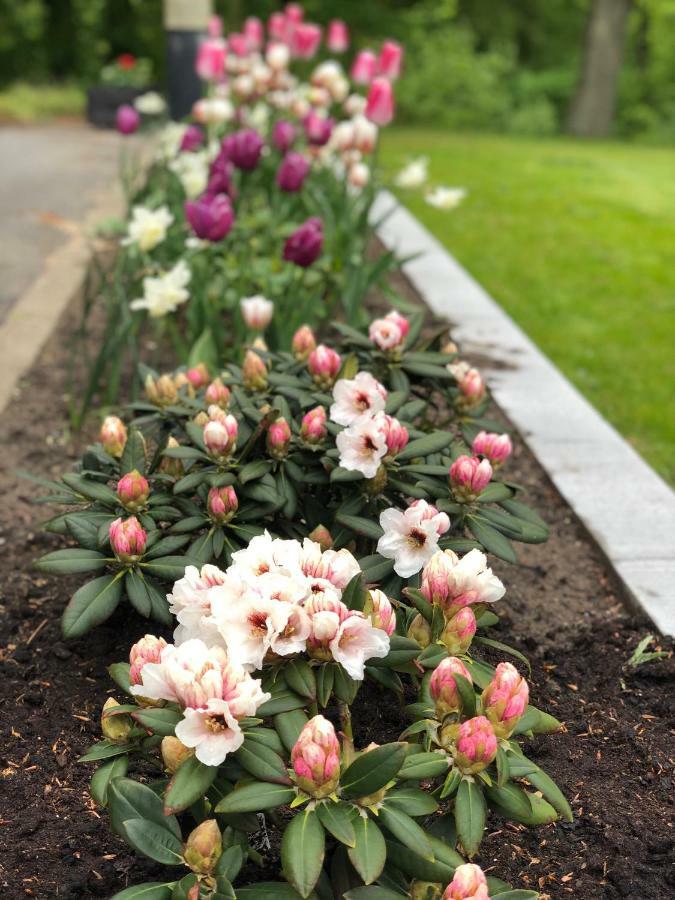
{"left": 347, "top": 816, "right": 386, "bottom": 885}
{"left": 340, "top": 743, "right": 407, "bottom": 800}
{"left": 62, "top": 572, "right": 123, "bottom": 638}
{"left": 35, "top": 548, "right": 108, "bottom": 575}
{"left": 455, "top": 777, "right": 486, "bottom": 857}
{"left": 281, "top": 809, "right": 325, "bottom": 898}
{"left": 163, "top": 755, "right": 218, "bottom": 814}
{"left": 214, "top": 781, "right": 295, "bottom": 814}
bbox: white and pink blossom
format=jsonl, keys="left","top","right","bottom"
{"left": 330, "top": 371, "right": 387, "bottom": 426}
{"left": 376, "top": 502, "right": 445, "bottom": 577}
{"left": 336, "top": 413, "right": 388, "bottom": 478}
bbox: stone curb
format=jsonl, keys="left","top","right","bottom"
{"left": 0, "top": 184, "right": 124, "bottom": 417}
{"left": 373, "top": 190, "right": 675, "bottom": 637}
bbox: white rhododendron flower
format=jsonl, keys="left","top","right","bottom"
{"left": 123, "top": 205, "right": 174, "bottom": 252}
{"left": 131, "top": 260, "right": 191, "bottom": 317}
{"left": 330, "top": 371, "right": 387, "bottom": 426}
{"left": 158, "top": 122, "right": 188, "bottom": 160}
{"left": 134, "top": 91, "right": 166, "bottom": 116}
{"left": 130, "top": 639, "right": 270, "bottom": 765}
{"left": 336, "top": 413, "right": 388, "bottom": 478}
{"left": 425, "top": 186, "right": 467, "bottom": 210}
{"left": 328, "top": 612, "right": 390, "bottom": 679}
{"left": 395, "top": 157, "right": 429, "bottom": 189}
{"left": 377, "top": 501, "right": 450, "bottom": 577}
{"left": 421, "top": 548, "right": 505, "bottom": 612}
{"left": 169, "top": 151, "right": 209, "bottom": 198}
{"left": 169, "top": 564, "right": 227, "bottom": 645}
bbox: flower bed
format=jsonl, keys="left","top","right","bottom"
{"left": 1, "top": 6, "right": 673, "bottom": 900}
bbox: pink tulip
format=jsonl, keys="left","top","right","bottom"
{"left": 110, "top": 516, "right": 147, "bottom": 563}
{"left": 272, "top": 120, "right": 296, "bottom": 154}
{"left": 185, "top": 194, "right": 234, "bottom": 242}
{"left": 291, "top": 22, "right": 322, "bottom": 59}
{"left": 291, "top": 715, "right": 341, "bottom": 798}
{"left": 117, "top": 469, "right": 150, "bottom": 512}
{"left": 441, "top": 607, "right": 477, "bottom": 655}
{"left": 449, "top": 455, "right": 492, "bottom": 502}
{"left": 453, "top": 716, "right": 498, "bottom": 775}
{"left": 223, "top": 129, "right": 264, "bottom": 172}
{"left": 430, "top": 657, "right": 473, "bottom": 718}
{"left": 292, "top": 324, "right": 317, "bottom": 360}
{"left": 283, "top": 217, "right": 323, "bottom": 267}
{"left": 303, "top": 110, "right": 333, "bottom": 146}
{"left": 195, "top": 38, "right": 226, "bottom": 81}
{"left": 207, "top": 15, "right": 223, "bottom": 38}
{"left": 116, "top": 105, "right": 140, "bottom": 135}
{"left": 266, "top": 417, "right": 292, "bottom": 459}
{"left": 482, "top": 662, "right": 529, "bottom": 739}
{"left": 207, "top": 485, "right": 238, "bottom": 524}
{"left": 444, "top": 863, "right": 490, "bottom": 900}
{"left": 351, "top": 50, "right": 378, "bottom": 85}
{"left": 129, "top": 635, "right": 167, "bottom": 685}
{"left": 243, "top": 16, "right": 264, "bottom": 51}
{"left": 365, "top": 77, "right": 394, "bottom": 127}
{"left": 242, "top": 349, "right": 268, "bottom": 392}
{"left": 472, "top": 431, "right": 513, "bottom": 468}
{"left": 205, "top": 378, "right": 230, "bottom": 409}
{"left": 268, "top": 12, "right": 288, "bottom": 42}
{"left": 308, "top": 345, "right": 341, "bottom": 388}
{"left": 327, "top": 19, "right": 349, "bottom": 53}
{"left": 378, "top": 40, "right": 403, "bottom": 80}
{"left": 100, "top": 416, "right": 127, "bottom": 458}
{"left": 276, "top": 152, "right": 310, "bottom": 192}
{"left": 179, "top": 125, "right": 204, "bottom": 153}
{"left": 301, "top": 406, "right": 327, "bottom": 444}
{"left": 207, "top": 149, "right": 235, "bottom": 198}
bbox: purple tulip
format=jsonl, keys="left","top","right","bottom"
{"left": 185, "top": 194, "right": 234, "bottom": 242}
{"left": 283, "top": 217, "right": 323, "bottom": 268}
{"left": 207, "top": 149, "right": 235, "bottom": 197}
{"left": 223, "top": 128, "right": 264, "bottom": 171}
{"left": 303, "top": 110, "right": 333, "bottom": 147}
{"left": 116, "top": 104, "right": 140, "bottom": 135}
{"left": 272, "top": 120, "right": 296, "bottom": 154}
{"left": 180, "top": 124, "right": 205, "bottom": 152}
{"left": 276, "top": 152, "right": 310, "bottom": 193}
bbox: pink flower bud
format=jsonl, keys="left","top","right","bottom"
{"left": 203, "top": 415, "right": 238, "bottom": 461}
{"left": 116, "top": 104, "right": 140, "bottom": 135}
{"left": 369, "top": 316, "right": 404, "bottom": 352}
{"left": 284, "top": 216, "right": 323, "bottom": 267}
{"left": 481, "top": 662, "right": 529, "bottom": 739}
{"left": 292, "top": 324, "right": 316, "bottom": 360}
{"left": 272, "top": 120, "right": 296, "bottom": 153}
{"left": 351, "top": 49, "right": 378, "bottom": 85}
{"left": 365, "top": 77, "right": 394, "bottom": 127}
{"left": 243, "top": 15, "right": 264, "bottom": 51}
{"left": 308, "top": 344, "right": 341, "bottom": 388}
{"left": 308, "top": 524, "right": 333, "bottom": 551}
{"left": 241, "top": 295, "right": 274, "bottom": 330}
{"left": 100, "top": 415, "right": 127, "bottom": 458}
{"left": 449, "top": 363, "right": 485, "bottom": 410}
{"left": 110, "top": 516, "right": 147, "bottom": 563}
{"left": 441, "top": 607, "right": 477, "bottom": 655}
{"left": 453, "top": 716, "right": 498, "bottom": 775}
{"left": 117, "top": 470, "right": 150, "bottom": 512}
{"left": 129, "top": 634, "right": 167, "bottom": 685}
{"left": 407, "top": 612, "right": 432, "bottom": 648}
{"left": 291, "top": 22, "right": 322, "bottom": 60}
{"left": 207, "top": 485, "right": 238, "bottom": 524}
{"left": 291, "top": 715, "right": 341, "bottom": 798}
{"left": 301, "top": 405, "right": 327, "bottom": 444}
{"left": 472, "top": 431, "right": 512, "bottom": 468}
{"left": 381, "top": 414, "right": 409, "bottom": 457}
{"left": 266, "top": 417, "right": 292, "bottom": 459}
{"left": 186, "top": 363, "right": 210, "bottom": 389}
{"left": 449, "top": 456, "right": 492, "bottom": 503}
{"left": 443, "top": 863, "right": 489, "bottom": 900}
{"left": 183, "top": 820, "right": 222, "bottom": 875}
{"left": 367, "top": 589, "right": 396, "bottom": 636}
{"left": 195, "top": 38, "right": 226, "bottom": 81}
{"left": 205, "top": 378, "right": 231, "bottom": 409}
{"left": 378, "top": 40, "right": 404, "bottom": 80}
{"left": 277, "top": 151, "right": 311, "bottom": 192}
{"left": 430, "top": 657, "right": 473, "bottom": 718}
{"left": 242, "top": 349, "right": 268, "bottom": 391}
{"left": 327, "top": 19, "right": 349, "bottom": 53}
{"left": 185, "top": 193, "right": 234, "bottom": 242}
{"left": 385, "top": 309, "right": 410, "bottom": 339}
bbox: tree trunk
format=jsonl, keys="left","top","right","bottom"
{"left": 567, "top": 0, "right": 632, "bottom": 137}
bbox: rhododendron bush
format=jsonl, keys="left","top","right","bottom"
{"left": 26, "top": 6, "right": 579, "bottom": 899}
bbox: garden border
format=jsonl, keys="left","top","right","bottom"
{"left": 373, "top": 190, "right": 675, "bottom": 637}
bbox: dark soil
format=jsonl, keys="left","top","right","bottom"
{"left": 0, "top": 269, "right": 673, "bottom": 898}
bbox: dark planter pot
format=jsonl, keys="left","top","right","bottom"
{"left": 86, "top": 84, "right": 152, "bottom": 129}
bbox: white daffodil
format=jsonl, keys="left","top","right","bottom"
{"left": 123, "top": 205, "right": 173, "bottom": 252}
{"left": 395, "top": 157, "right": 429, "bottom": 189}
{"left": 130, "top": 260, "right": 191, "bottom": 317}
{"left": 425, "top": 186, "right": 468, "bottom": 210}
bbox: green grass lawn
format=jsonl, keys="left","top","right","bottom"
{"left": 381, "top": 129, "right": 675, "bottom": 485}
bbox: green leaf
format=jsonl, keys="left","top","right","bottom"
{"left": 144, "top": 535, "right": 191, "bottom": 559}
{"left": 35, "top": 548, "right": 108, "bottom": 575}
{"left": 62, "top": 573, "right": 123, "bottom": 638}
{"left": 340, "top": 743, "right": 407, "bottom": 800}
{"left": 164, "top": 755, "right": 218, "bottom": 814}
{"left": 121, "top": 428, "right": 147, "bottom": 476}
{"left": 257, "top": 688, "right": 307, "bottom": 717}
{"left": 348, "top": 816, "right": 386, "bottom": 885}
{"left": 238, "top": 459, "right": 272, "bottom": 484}
{"left": 90, "top": 755, "right": 128, "bottom": 807}
{"left": 475, "top": 482, "right": 513, "bottom": 503}
{"left": 274, "top": 710, "right": 309, "bottom": 753}
{"left": 315, "top": 663, "right": 335, "bottom": 708}
{"left": 171, "top": 874, "right": 199, "bottom": 900}
{"left": 215, "top": 781, "right": 295, "bottom": 814}
{"left": 110, "top": 884, "right": 173, "bottom": 900}
{"left": 62, "top": 472, "right": 118, "bottom": 505}
{"left": 473, "top": 636, "right": 531, "bottom": 675}
{"left": 108, "top": 662, "right": 132, "bottom": 694}
{"left": 490, "top": 891, "right": 541, "bottom": 899}
{"left": 344, "top": 889, "right": 406, "bottom": 900}
{"left": 281, "top": 809, "right": 325, "bottom": 898}
{"left": 285, "top": 658, "right": 317, "bottom": 701}
{"left": 467, "top": 516, "right": 517, "bottom": 563}
{"left": 139, "top": 555, "right": 193, "bottom": 580}
{"left": 396, "top": 432, "right": 454, "bottom": 462}
{"left": 189, "top": 327, "right": 218, "bottom": 370}
{"left": 234, "top": 740, "right": 292, "bottom": 785}
{"left": 236, "top": 885, "right": 307, "bottom": 899}
{"left": 453, "top": 673, "right": 477, "bottom": 718}
{"left": 524, "top": 767, "right": 573, "bottom": 822}
{"left": 215, "top": 845, "right": 243, "bottom": 881}
{"left": 174, "top": 471, "right": 208, "bottom": 495}
{"left": 123, "top": 818, "right": 183, "bottom": 865}
{"left": 397, "top": 751, "right": 449, "bottom": 781}
{"left": 384, "top": 787, "right": 438, "bottom": 817}
{"left": 126, "top": 569, "right": 151, "bottom": 617}
{"left": 455, "top": 778, "right": 486, "bottom": 857}
{"left": 335, "top": 514, "right": 383, "bottom": 540}
{"left": 365, "top": 635, "right": 420, "bottom": 670}
{"left": 317, "top": 801, "right": 357, "bottom": 847}
{"left": 484, "top": 783, "right": 533, "bottom": 820}
{"left": 383, "top": 840, "right": 454, "bottom": 884}
{"left": 378, "top": 806, "right": 434, "bottom": 860}
{"left": 108, "top": 778, "right": 181, "bottom": 841}
{"left": 132, "top": 707, "right": 182, "bottom": 737}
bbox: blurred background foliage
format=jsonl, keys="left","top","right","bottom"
{"left": 0, "top": 0, "right": 674, "bottom": 139}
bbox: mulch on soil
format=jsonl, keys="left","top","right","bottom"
{"left": 0, "top": 274, "right": 673, "bottom": 898}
